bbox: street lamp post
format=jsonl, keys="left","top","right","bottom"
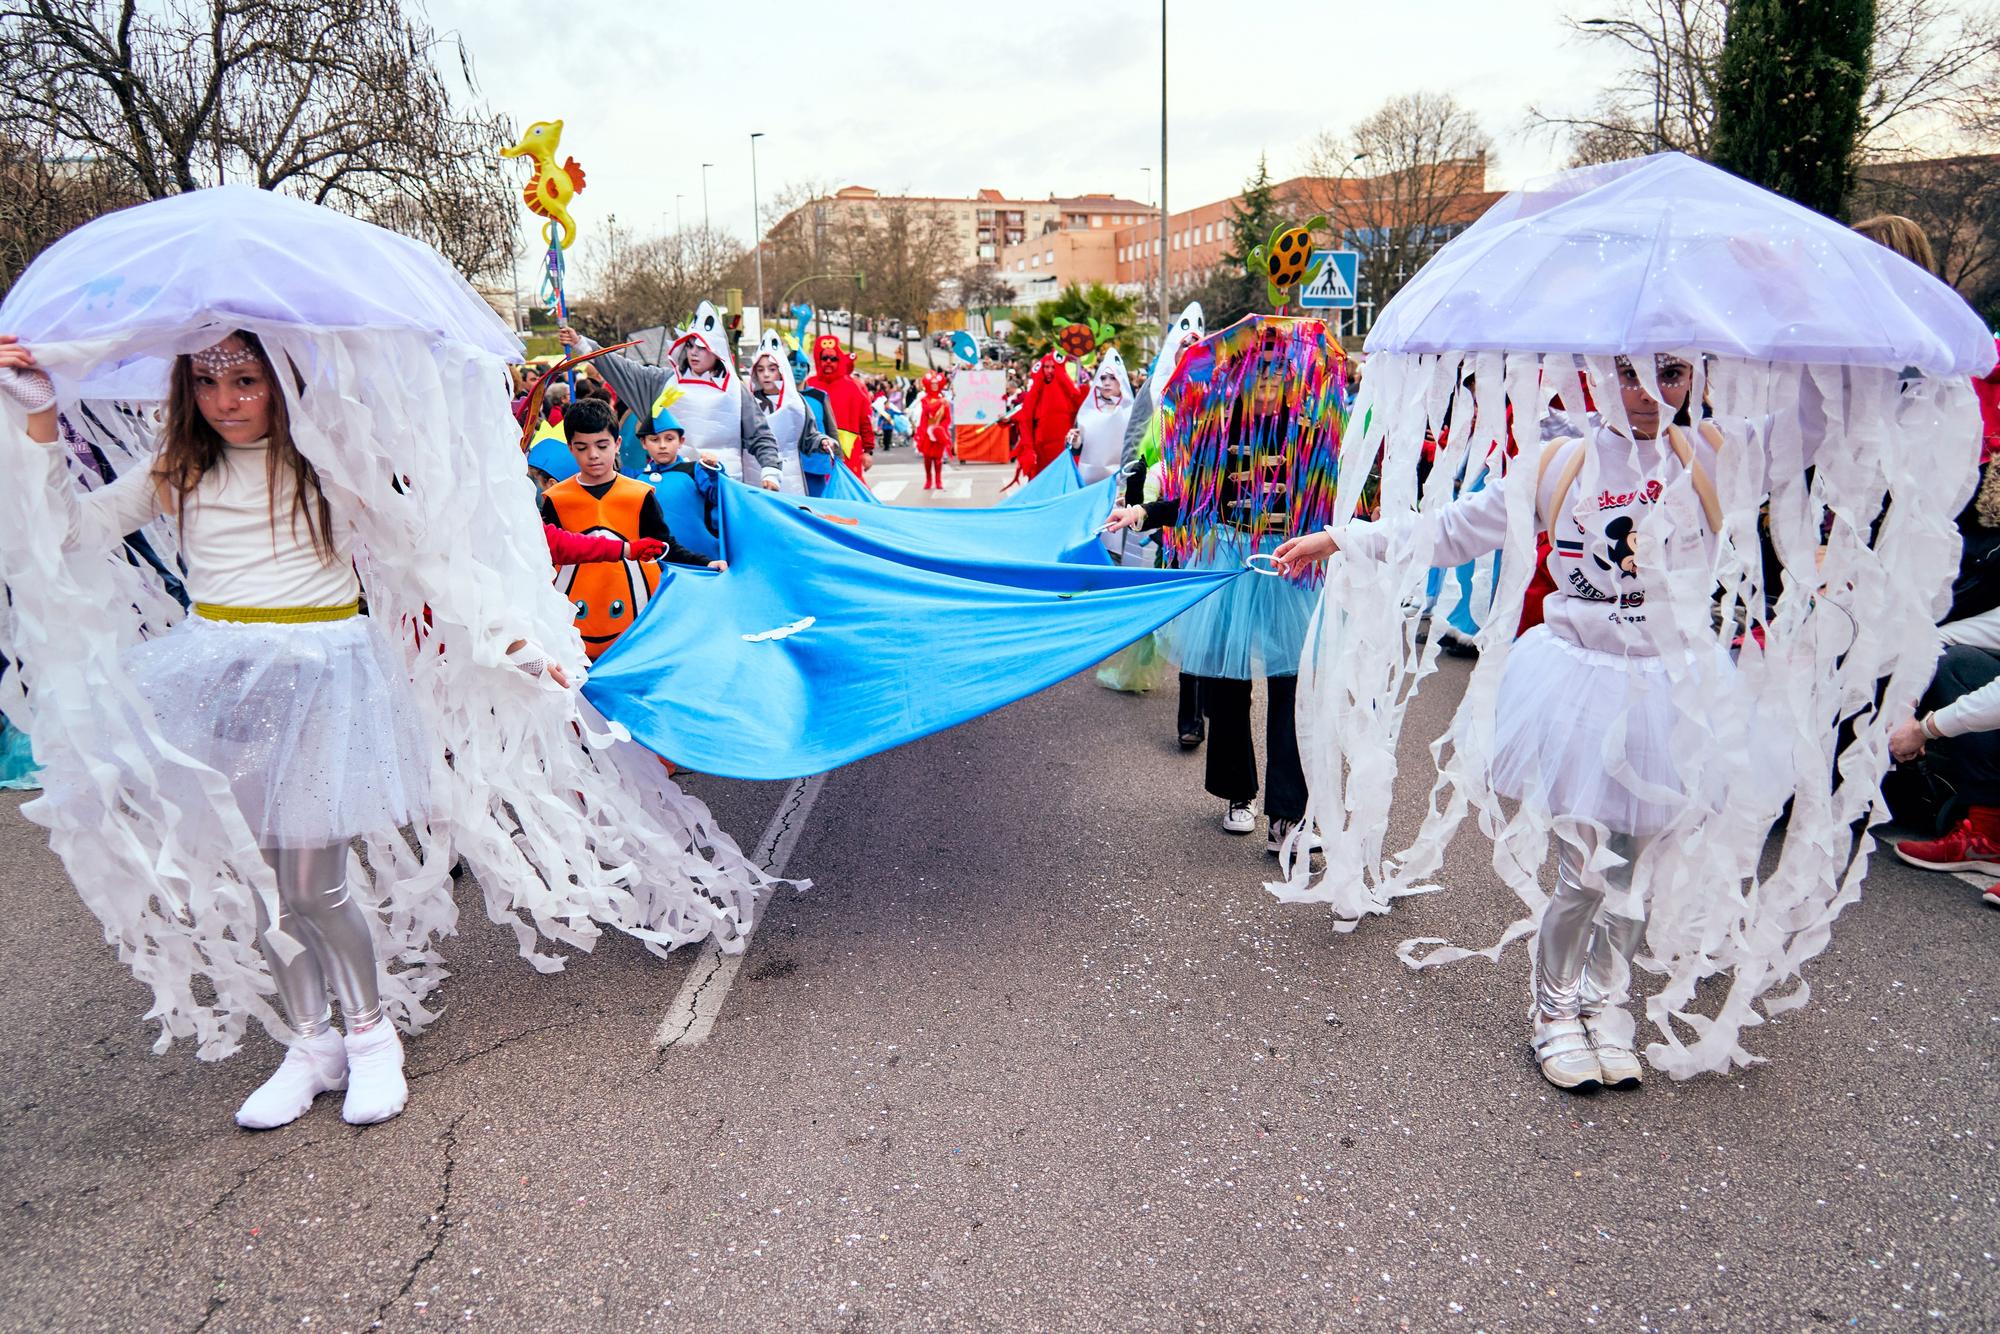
{"left": 701, "top": 162, "right": 713, "bottom": 234}
{"left": 1158, "top": 0, "right": 1169, "bottom": 333}
{"left": 675, "top": 193, "right": 684, "bottom": 235}
{"left": 750, "top": 132, "right": 766, "bottom": 314}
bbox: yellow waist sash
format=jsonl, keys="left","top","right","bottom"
{"left": 193, "top": 601, "right": 361, "bottom": 624}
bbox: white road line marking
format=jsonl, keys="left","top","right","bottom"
{"left": 654, "top": 772, "right": 828, "bottom": 1050}
{"left": 873, "top": 479, "right": 908, "bottom": 502}
{"left": 947, "top": 478, "right": 973, "bottom": 499}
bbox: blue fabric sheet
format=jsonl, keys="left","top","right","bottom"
{"left": 1000, "top": 452, "right": 1082, "bottom": 506}
{"left": 820, "top": 462, "right": 879, "bottom": 505}
{"left": 731, "top": 474, "right": 1121, "bottom": 568}
{"left": 583, "top": 480, "right": 1239, "bottom": 779}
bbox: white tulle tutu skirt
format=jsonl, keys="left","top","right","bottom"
{"left": 1159, "top": 529, "right": 1317, "bottom": 679}
{"left": 119, "top": 613, "right": 431, "bottom": 844}
{"left": 1490, "top": 626, "right": 1734, "bottom": 837}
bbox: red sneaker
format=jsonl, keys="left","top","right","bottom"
{"left": 1983, "top": 884, "right": 2000, "bottom": 909}
{"left": 1895, "top": 815, "right": 2000, "bottom": 876}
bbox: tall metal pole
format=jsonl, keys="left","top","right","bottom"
{"left": 750, "top": 132, "right": 766, "bottom": 313}
{"left": 675, "top": 193, "right": 684, "bottom": 234}
{"left": 701, "top": 163, "right": 713, "bottom": 234}
{"left": 1158, "top": 0, "right": 1169, "bottom": 331}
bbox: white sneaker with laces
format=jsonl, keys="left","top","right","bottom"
{"left": 1265, "top": 818, "right": 1323, "bottom": 857}
{"left": 341, "top": 1023, "right": 408, "bottom": 1126}
{"left": 1582, "top": 1013, "right": 1644, "bottom": 1086}
{"left": 1222, "top": 801, "right": 1256, "bottom": 834}
{"left": 235, "top": 1029, "right": 347, "bottom": 1130}
{"left": 1531, "top": 1012, "right": 1602, "bottom": 1090}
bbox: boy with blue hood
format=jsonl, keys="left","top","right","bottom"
{"left": 632, "top": 385, "right": 721, "bottom": 563}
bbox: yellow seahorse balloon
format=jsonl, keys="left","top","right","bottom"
{"left": 500, "top": 118, "right": 588, "bottom": 250}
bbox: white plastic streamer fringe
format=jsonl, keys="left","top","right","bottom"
{"left": 1274, "top": 348, "right": 1977, "bottom": 1077}
{"left": 0, "top": 326, "right": 785, "bottom": 1061}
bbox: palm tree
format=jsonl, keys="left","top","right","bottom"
{"left": 1003, "top": 283, "right": 1156, "bottom": 366}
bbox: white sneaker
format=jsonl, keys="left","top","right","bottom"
{"left": 235, "top": 1029, "right": 347, "bottom": 1130}
{"left": 341, "top": 1023, "right": 409, "bottom": 1125}
{"left": 1582, "top": 1013, "right": 1644, "bottom": 1087}
{"left": 1265, "top": 818, "right": 1323, "bottom": 857}
{"left": 1531, "top": 1012, "right": 1602, "bottom": 1090}
{"left": 1222, "top": 801, "right": 1256, "bottom": 834}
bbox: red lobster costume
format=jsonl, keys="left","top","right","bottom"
{"left": 804, "top": 333, "right": 875, "bottom": 475}
{"left": 1015, "top": 352, "right": 1087, "bottom": 478}
{"left": 915, "top": 371, "right": 954, "bottom": 491}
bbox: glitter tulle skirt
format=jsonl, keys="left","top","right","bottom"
{"left": 1490, "top": 626, "right": 1731, "bottom": 837}
{"left": 1159, "top": 529, "right": 1317, "bottom": 679}
{"left": 119, "top": 613, "right": 431, "bottom": 844}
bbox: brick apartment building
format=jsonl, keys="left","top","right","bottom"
{"left": 1111, "top": 160, "right": 1503, "bottom": 316}
{"left": 771, "top": 185, "right": 1152, "bottom": 274}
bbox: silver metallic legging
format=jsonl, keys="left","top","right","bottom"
{"left": 1533, "top": 830, "right": 1650, "bottom": 1022}
{"left": 255, "top": 843, "right": 382, "bottom": 1036}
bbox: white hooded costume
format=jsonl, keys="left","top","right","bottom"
{"left": 665, "top": 301, "right": 779, "bottom": 486}
{"left": 750, "top": 330, "right": 813, "bottom": 494}
{"left": 1072, "top": 347, "right": 1133, "bottom": 484}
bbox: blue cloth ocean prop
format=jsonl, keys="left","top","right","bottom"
{"left": 584, "top": 479, "right": 1238, "bottom": 779}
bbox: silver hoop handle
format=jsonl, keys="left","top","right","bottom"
{"left": 1245, "top": 552, "right": 1283, "bottom": 577}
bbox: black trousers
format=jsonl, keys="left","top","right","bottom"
{"left": 1199, "top": 674, "right": 1306, "bottom": 822}
{"left": 1177, "top": 673, "right": 1201, "bottom": 732}
{"left": 1925, "top": 643, "right": 2000, "bottom": 806}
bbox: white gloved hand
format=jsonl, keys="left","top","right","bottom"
{"left": 0, "top": 365, "right": 55, "bottom": 413}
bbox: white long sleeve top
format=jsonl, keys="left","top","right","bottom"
{"left": 52, "top": 439, "right": 361, "bottom": 609}
{"left": 1337, "top": 422, "right": 1723, "bottom": 658}
{"left": 1928, "top": 606, "right": 2000, "bottom": 737}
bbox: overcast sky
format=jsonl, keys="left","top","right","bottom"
{"left": 432, "top": 0, "right": 1612, "bottom": 255}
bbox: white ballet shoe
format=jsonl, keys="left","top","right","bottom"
{"left": 341, "top": 1023, "right": 408, "bottom": 1125}
{"left": 1531, "top": 1012, "right": 1602, "bottom": 1090}
{"left": 1582, "top": 1012, "right": 1644, "bottom": 1087}
{"left": 235, "top": 1029, "right": 347, "bottom": 1130}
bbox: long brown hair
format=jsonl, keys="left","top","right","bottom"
{"left": 152, "top": 331, "right": 335, "bottom": 560}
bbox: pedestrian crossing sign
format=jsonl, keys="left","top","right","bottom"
{"left": 1297, "top": 250, "right": 1359, "bottom": 309}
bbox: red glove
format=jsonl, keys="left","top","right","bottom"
{"left": 627, "top": 537, "right": 667, "bottom": 561}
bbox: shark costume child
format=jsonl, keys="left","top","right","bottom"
{"left": 1072, "top": 347, "right": 1134, "bottom": 485}
{"left": 749, "top": 330, "right": 836, "bottom": 495}
{"left": 565, "top": 302, "right": 781, "bottom": 487}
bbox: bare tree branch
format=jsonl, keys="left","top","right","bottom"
{"left": 0, "top": 0, "right": 516, "bottom": 280}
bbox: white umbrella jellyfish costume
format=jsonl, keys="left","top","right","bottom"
{"left": 1277, "top": 154, "right": 1995, "bottom": 1079}
{"left": 0, "top": 186, "right": 780, "bottom": 1065}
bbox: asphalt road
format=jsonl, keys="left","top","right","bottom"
{"left": 2, "top": 456, "right": 1996, "bottom": 1332}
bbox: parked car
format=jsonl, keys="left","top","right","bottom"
{"left": 904, "top": 326, "right": 925, "bottom": 341}
{"left": 981, "top": 341, "right": 1016, "bottom": 365}
{"left": 825, "top": 309, "right": 850, "bottom": 329}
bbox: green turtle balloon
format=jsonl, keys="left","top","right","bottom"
{"left": 1245, "top": 215, "right": 1329, "bottom": 308}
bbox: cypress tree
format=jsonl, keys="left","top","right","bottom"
{"left": 1711, "top": 0, "right": 1875, "bottom": 218}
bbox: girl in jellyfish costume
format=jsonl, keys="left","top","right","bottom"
{"left": 1267, "top": 153, "right": 1992, "bottom": 1087}
{"left": 1277, "top": 353, "right": 1727, "bottom": 1088}
{"left": 0, "top": 331, "right": 449, "bottom": 1127}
